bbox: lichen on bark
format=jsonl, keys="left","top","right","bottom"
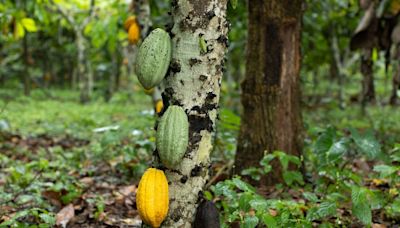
{"left": 157, "top": 0, "right": 228, "bottom": 227}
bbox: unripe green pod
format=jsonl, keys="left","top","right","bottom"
{"left": 135, "top": 28, "right": 172, "bottom": 89}
{"left": 156, "top": 105, "right": 189, "bottom": 168}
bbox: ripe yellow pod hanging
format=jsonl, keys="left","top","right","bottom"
{"left": 136, "top": 168, "right": 169, "bottom": 228}
{"left": 128, "top": 21, "right": 140, "bottom": 45}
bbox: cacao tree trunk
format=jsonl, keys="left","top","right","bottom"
{"left": 234, "top": 0, "right": 304, "bottom": 187}
{"left": 158, "top": 0, "right": 228, "bottom": 226}
{"left": 360, "top": 48, "right": 375, "bottom": 106}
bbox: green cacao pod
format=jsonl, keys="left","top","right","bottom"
{"left": 194, "top": 200, "right": 220, "bottom": 228}
{"left": 135, "top": 28, "right": 171, "bottom": 89}
{"left": 156, "top": 105, "right": 189, "bottom": 168}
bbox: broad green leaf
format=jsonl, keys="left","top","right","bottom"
{"left": 351, "top": 186, "right": 372, "bottom": 225}
{"left": 314, "top": 127, "right": 336, "bottom": 155}
{"left": 21, "top": 18, "right": 38, "bottom": 32}
{"left": 249, "top": 197, "right": 269, "bottom": 212}
{"left": 326, "top": 138, "right": 348, "bottom": 163}
{"left": 373, "top": 164, "right": 398, "bottom": 178}
{"left": 316, "top": 201, "right": 337, "bottom": 218}
{"left": 303, "top": 192, "right": 319, "bottom": 203}
{"left": 282, "top": 171, "right": 304, "bottom": 186}
{"left": 350, "top": 128, "right": 381, "bottom": 159}
{"left": 242, "top": 215, "right": 259, "bottom": 228}
{"left": 261, "top": 214, "right": 277, "bottom": 227}
{"left": 232, "top": 177, "right": 255, "bottom": 192}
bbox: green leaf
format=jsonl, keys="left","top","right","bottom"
{"left": 261, "top": 213, "right": 277, "bottom": 227}
{"left": 314, "top": 127, "right": 336, "bottom": 155}
{"left": 373, "top": 164, "right": 398, "bottom": 178}
{"left": 316, "top": 201, "right": 337, "bottom": 218}
{"left": 351, "top": 186, "right": 372, "bottom": 225}
{"left": 232, "top": 177, "right": 255, "bottom": 192}
{"left": 243, "top": 215, "right": 259, "bottom": 228}
{"left": 350, "top": 128, "right": 381, "bottom": 159}
{"left": 282, "top": 171, "right": 304, "bottom": 186}
{"left": 249, "top": 197, "right": 269, "bottom": 212}
{"left": 21, "top": 18, "right": 38, "bottom": 32}
{"left": 326, "top": 138, "right": 348, "bottom": 163}
{"left": 303, "top": 192, "right": 319, "bottom": 203}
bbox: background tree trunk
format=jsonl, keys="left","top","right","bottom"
{"left": 76, "top": 32, "right": 91, "bottom": 103}
{"left": 234, "top": 0, "right": 303, "bottom": 187}
{"left": 360, "top": 48, "right": 375, "bottom": 106}
{"left": 22, "top": 33, "right": 30, "bottom": 96}
{"left": 159, "top": 0, "right": 228, "bottom": 226}
{"left": 390, "top": 45, "right": 400, "bottom": 105}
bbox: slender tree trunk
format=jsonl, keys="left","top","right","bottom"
{"left": 390, "top": 45, "right": 400, "bottom": 105}
{"left": 234, "top": 0, "right": 303, "bottom": 187}
{"left": 159, "top": 0, "right": 228, "bottom": 226}
{"left": 22, "top": 34, "right": 30, "bottom": 96}
{"left": 77, "top": 32, "right": 91, "bottom": 103}
{"left": 360, "top": 48, "right": 375, "bottom": 106}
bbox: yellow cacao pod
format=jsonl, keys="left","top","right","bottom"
{"left": 136, "top": 168, "right": 169, "bottom": 228}
{"left": 124, "top": 16, "right": 136, "bottom": 31}
{"left": 128, "top": 22, "right": 140, "bottom": 45}
{"left": 155, "top": 100, "right": 163, "bottom": 114}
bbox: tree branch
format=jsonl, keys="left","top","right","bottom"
{"left": 80, "top": 0, "right": 96, "bottom": 30}
{"left": 48, "top": 0, "right": 78, "bottom": 31}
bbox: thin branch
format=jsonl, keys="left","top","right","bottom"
{"left": 80, "top": 0, "right": 96, "bottom": 30}
{"left": 48, "top": 0, "right": 78, "bottom": 31}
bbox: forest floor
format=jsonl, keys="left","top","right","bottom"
{"left": 0, "top": 89, "right": 400, "bottom": 227}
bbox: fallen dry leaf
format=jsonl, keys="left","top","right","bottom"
{"left": 56, "top": 204, "right": 75, "bottom": 228}
{"left": 372, "top": 224, "right": 387, "bottom": 228}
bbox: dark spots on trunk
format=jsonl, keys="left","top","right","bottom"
{"left": 180, "top": 80, "right": 185, "bottom": 85}
{"left": 189, "top": 58, "right": 202, "bottom": 67}
{"left": 191, "top": 165, "right": 202, "bottom": 177}
{"left": 170, "top": 59, "right": 181, "bottom": 73}
{"left": 217, "top": 35, "right": 229, "bottom": 47}
{"left": 206, "top": 11, "right": 215, "bottom": 20}
{"left": 189, "top": 115, "right": 214, "bottom": 132}
{"left": 170, "top": 206, "right": 183, "bottom": 222}
{"left": 188, "top": 0, "right": 210, "bottom": 17}
{"left": 162, "top": 88, "right": 184, "bottom": 108}
{"left": 206, "top": 92, "right": 217, "bottom": 101}
{"left": 180, "top": 175, "right": 188, "bottom": 184}
{"left": 199, "top": 75, "right": 208, "bottom": 81}
{"left": 187, "top": 133, "right": 202, "bottom": 153}
{"left": 264, "top": 21, "right": 282, "bottom": 86}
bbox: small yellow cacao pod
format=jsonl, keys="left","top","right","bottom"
{"left": 128, "top": 22, "right": 140, "bottom": 45}
{"left": 124, "top": 16, "right": 136, "bottom": 31}
{"left": 136, "top": 168, "right": 169, "bottom": 228}
{"left": 155, "top": 100, "right": 163, "bottom": 114}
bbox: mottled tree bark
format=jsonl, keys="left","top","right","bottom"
{"left": 234, "top": 0, "right": 303, "bottom": 186}
{"left": 360, "top": 48, "right": 375, "bottom": 106}
{"left": 158, "top": 0, "right": 228, "bottom": 226}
